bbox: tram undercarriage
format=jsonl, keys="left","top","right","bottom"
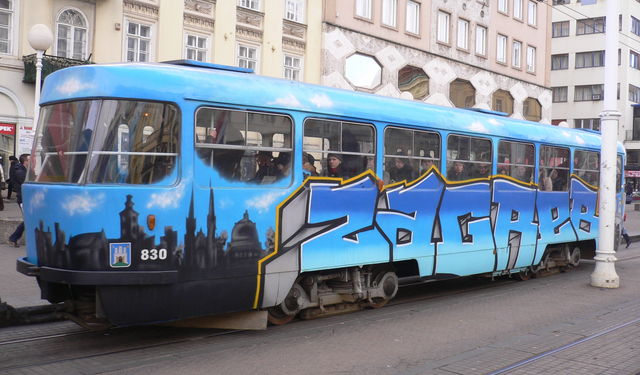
{"left": 28, "top": 241, "right": 590, "bottom": 329}
{"left": 266, "top": 241, "right": 589, "bottom": 325}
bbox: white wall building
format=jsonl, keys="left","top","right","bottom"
{"left": 551, "top": 0, "right": 640, "bottom": 178}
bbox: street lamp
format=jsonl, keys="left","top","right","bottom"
{"left": 591, "top": 0, "right": 620, "bottom": 288}
{"left": 27, "top": 24, "right": 53, "bottom": 128}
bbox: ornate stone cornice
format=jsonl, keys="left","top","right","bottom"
{"left": 184, "top": 13, "right": 215, "bottom": 30}
{"left": 282, "top": 19, "right": 306, "bottom": 40}
{"left": 283, "top": 37, "right": 305, "bottom": 52}
{"left": 236, "top": 7, "right": 263, "bottom": 29}
{"left": 236, "top": 25, "right": 263, "bottom": 42}
{"left": 184, "top": 0, "right": 214, "bottom": 18}
{"left": 123, "top": 0, "right": 159, "bottom": 19}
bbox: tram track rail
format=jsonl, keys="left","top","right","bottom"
{"left": 485, "top": 316, "right": 640, "bottom": 375}
{"left": 0, "top": 267, "right": 585, "bottom": 374}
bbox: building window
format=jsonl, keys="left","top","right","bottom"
{"left": 457, "top": 19, "right": 469, "bottom": 50}
{"left": 384, "top": 127, "right": 440, "bottom": 183}
{"left": 497, "top": 34, "right": 507, "bottom": 63}
{"left": 237, "top": 44, "right": 258, "bottom": 71}
{"left": 475, "top": 25, "right": 487, "bottom": 56}
{"left": 523, "top": 97, "right": 541, "bottom": 122}
{"left": 575, "top": 50, "right": 605, "bottom": 68}
{"left": 527, "top": 1, "right": 537, "bottom": 26}
{"left": 185, "top": 34, "right": 207, "bottom": 62}
{"left": 450, "top": 79, "right": 475, "bottom": 108}
{"left": 540, "top": 146, "right": 570, "bottom": 191}
{"left": 498, "top": 0, "right": 508, "bottom": 14}
{"left": 355, "top": 0, "right": 372, "bottom": 19}
{"left": 238, "top": 0, "right": 260, "bottom": 11}
{"left": 552, "top": 21, "right": 570, "bottom": 37}
{"left": 446, "top": 135, "right": 492, "bottom": 181}
{"left": 492, "top": 89, "right": 514, "bottom": 115}
{"left": 630, "top": 84, "right": 640, "bottom": 103}
{"left": 553, "top": 0, "right": 570, "bottom": 4}
{"left": 437, "top": 11, "right": 450, "bottom": 44}
{"left": 345, "top": 53, "right": 382, "bottom": 90}
{"left": 631, "top": 50, "right": 640, "bottom": 70}
{"left": 56, "top": 9, "right": 87, "bottom": 60}
{"left": 633, "top": 16, "right": 640, "bottom": 36}
{"left": 552, "top": 87, "right": 568, "bottom": 103}
{"left": 125, "top": 20, "right": 152, "bottom": 62}
{"left": 196, "top": 108, "right": 292, "bottom": 184}
{"left": 574, "top": 118, "right": 601, "bottom": 131}
{"left": 285, "top": 0, "right": 305, "bottom": 23}
{"left": 398, "top": 65, "right": 429, "bottom": 100}
{"left": 574, "top": 84, "right": 604, "bottom": 101}
{"left": 304, "top": 119, "right": 375, "bottom": 179}
{"left": 0, "top": 0, "right": 14, "bottom": 54}
{"left": 526, "top": 46, "right": 536, "bottom": 72}
{"left": 405, "top": 1, "right": 419, "bottom": 34}
{"left": 512, "top": 40, "right": 522, "bottom": 68}
{"left": 513, "top": 0, "right": 523, "bottom": 20}
{"left": 577, "top": 17, "right": 605, "bottom": 35}
{"left": 284, "top": 54, "right": 302, "bottom": 81}
{"left": 551, "top": 54, "right": 568, "bottom": 70}
{"left": 382, "top": 0, "right": 397, "bottom": 27}
{"left": 497, "top": 141, "right": 534, "bottom": 183}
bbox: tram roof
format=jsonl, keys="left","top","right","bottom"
{"left": 40, "top": 62, "right": 623, "bottom": 153}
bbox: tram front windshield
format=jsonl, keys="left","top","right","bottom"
{"left": 27, "top": 100, "right": 179, "bottom": 184}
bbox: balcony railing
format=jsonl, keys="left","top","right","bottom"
{"left": 22, "top": 54, "right": 92, "bottom": 84}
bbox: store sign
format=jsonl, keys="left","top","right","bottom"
{"left": 0, "top": 123, "right": 15, "bottom": 135}
{"left": 625, "top": 170, "right": 640, "bottom": 178}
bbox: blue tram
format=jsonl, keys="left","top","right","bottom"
{"left": 17, "top": 61, "right": 625, "bottom": 326}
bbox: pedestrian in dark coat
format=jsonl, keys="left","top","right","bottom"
{"left": 6, "top": 155, "right": 17, "bottom": 199}
{"left": 9, "top": 154, "right": 28, "bottom": 247}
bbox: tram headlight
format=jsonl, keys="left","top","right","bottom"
{"left": 147, "top": 214, "right": 156, "bottom": 231}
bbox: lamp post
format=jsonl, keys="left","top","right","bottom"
{"left": 591, "top": 0, "right": 620, "bottom": 288}
{"left": 27, "top": 24, "right": 53, "bottom": 128}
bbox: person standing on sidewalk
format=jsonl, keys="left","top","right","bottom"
{"left": 8, "top": 154, "right": 28, "bottom": 247}
{"left": 6, "top": 155, "right": 17, "bottom": 200}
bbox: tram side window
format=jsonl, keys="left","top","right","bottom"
{"left": 447, "top": 134, "right": 491, "bottom": 181}
{"left": 383, "top": 127, "right": 440, "bottom": 184}
{"left": 497, "top": 141, "right": 534, "bottom": 183}
{"left": 303, "top": 119, "right": 375, "bottom": 179}
{"left": 539, "top": 145, "right": 570, "bottom": 192}
{"left": 574, "top": 150, "right": 600, "bottom": 187}
{"left": 195, "top": 108, "right": 292, "bottom": 184}
{"left": 87, "top": 100, "right": 180, "bottom": 184}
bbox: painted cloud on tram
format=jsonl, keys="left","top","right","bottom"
{"left": 62, "top": 192, "right": 105, "bottom": 216}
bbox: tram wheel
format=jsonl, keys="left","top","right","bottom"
{"left": 368, "top": 297, "right": 389, "bottom": 309}
{"left": 569, "top": 246, "right": 581, "bottom": 267}
{"left": 367, "top": 271, "right": 398, "bottom": 309}
{"left": 267, "top": 305, "right": 296, "bottom": 325}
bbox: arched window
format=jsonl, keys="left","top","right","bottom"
{"left": 449, "top": 79, "right": 475, "bottom": 108}
{"left": 56, "top": 9, "right": 87, "bottom": 60}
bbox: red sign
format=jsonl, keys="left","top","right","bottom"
{"left": 0, "top": 123, "right": 15, "bottom": 135}
{"left": 625, "top": 170, "right": 640, "bottom": 178}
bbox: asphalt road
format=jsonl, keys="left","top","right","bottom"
{"left": 2, "top": 247, "right": 640, "bottom": 375}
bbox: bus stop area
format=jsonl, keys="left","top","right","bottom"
{"left": 1, "top": 199, "right": 640, "bottom": 374}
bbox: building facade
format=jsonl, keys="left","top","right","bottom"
{"left": 550, "top": 0, "right": 640, "bottom": 182}
{"left": 321, "top": 0, "right": 552, "bottom": 123}
{"left": 0, "top": 0, "right": 321, "bottom": 161}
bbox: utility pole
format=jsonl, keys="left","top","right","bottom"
{"left": 590, "top": 0, "right": 620, "bottom": 288}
